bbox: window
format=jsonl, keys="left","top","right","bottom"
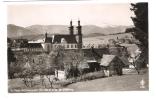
{"left": 67, "top": 44, "right": 69, "bottom": 48}
{"left": 75, "top": 44, "right": 77, "bottom": 48}
{"left": 71, "top": 44, "right": 73, "bottom": 48}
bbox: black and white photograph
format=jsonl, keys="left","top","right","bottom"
{"left": 7, "top": 2, "right": 149, "bottom": 93}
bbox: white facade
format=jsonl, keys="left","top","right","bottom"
{"left": 42, "top": 43, "right": 78, "bottom": 51}
{"left": 55, "top": 70, "right": 66, "bottom": 80}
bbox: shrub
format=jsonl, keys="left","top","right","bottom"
{"left": 58, "top": 71, "right": 105, "bottom": 86}
{"left": 65, "top": 67, "right": 80, "bottom": 79}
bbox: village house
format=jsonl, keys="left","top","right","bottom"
{"left": 78, "top": 59, "right": 101, "bottom": 73}
{"left": 54, "top": 47, "right": 103, "bottom": 80}
{"left": 22, "top": 43, "right": 44, "bottom": 52}
{"left": 11, "top": 39, "right": 28, "bottom": 48}
{"left": 55, "top": 59, "right": 101, "bottom": 80}
{"left": 100, "top": 54, "right": 127, "bottom": 76}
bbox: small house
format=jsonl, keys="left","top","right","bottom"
{"left": 100, "top": 55, "right": 126, "bottom": 76}
{"left": 55, "top": 70, "right": 66, "bottom": 80}
{"left": 22, "top": 43, "right": 44, "bottom": 52}
{"left": 78, "top": 59, "right": 101, "bottom": 74}
{"left": 87, "top": 60, "right": 101, "bottom": 72}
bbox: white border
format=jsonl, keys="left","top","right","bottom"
{"left": 0, "top": 0, "right": 156, "bottom": 100}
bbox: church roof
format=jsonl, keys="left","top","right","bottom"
{"left": 52, "top": 34, "right": 77, "bottom": 44}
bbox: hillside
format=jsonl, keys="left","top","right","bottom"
{"left": 66, "top": 72, "right": 148, "bottom": 91}
{"left": 7, "top": 24, "right": 132, "bottom": 39}
{"left": 26, "top": 25, "right": 131, "bottom": 36}
{"left": 26, "top": 25, "right": 69, "bottom": 35}
{"left": 7, "top": 24, "right": 38, "bottom": 38}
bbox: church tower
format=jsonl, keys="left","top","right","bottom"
{"left": 43, "top": 32, "right": 52, "bottom": 53}
{"left": 69, "top": 20, "right": 74, "bottom": 35}
{"left": 76, "top": 20, "right": 82, "bottom": 49}
{"left": 45, "top": 32, "right": 48, "bottom": 39}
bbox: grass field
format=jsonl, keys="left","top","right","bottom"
{"left": 66, "top": 72, "right": 148, "bottom": 91}
{"left": 8, "top": 68, "right": 148, "bottom": 92}
{"left": 83, "top": 33, "right": 133, "bottom": 45}
{"left": 8, "top": 75, "right": 62, "bottom": 92}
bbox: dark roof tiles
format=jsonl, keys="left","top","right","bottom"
{"left": 52, "top": 35, "right": 77, "bottom": 44}
{"left": 26, "top": 43, "right": 43, "bottom": 48}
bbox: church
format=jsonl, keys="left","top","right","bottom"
{"left": 42, "top": 20, "right": 83, "bottom": 52}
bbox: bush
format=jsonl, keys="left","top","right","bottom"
{"left": 8, "top": 62, "right": 23, "bottom": 79}
{"left": 51, "top": 71, "right": 106, "bottom": 87}
{"left": 65, "top": 67, "right": 80, "bottom": 79}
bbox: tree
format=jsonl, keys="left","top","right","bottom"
{"left": 128, "top": 49, "right": 142, "bottom": 74}
{"left": 8, "top": 47, "right": 16, "bottom": 79}
{"left": 36, "top": 53, "right": 48, "bottom": 87}
{"left": 21, "top": 55, "right": 37, "bottom": 87}
{"left": 64, "top": 50, "right": 84, "bottom": 78}
{"left": 45, "top": 47, "right": 64, "bottom": 88}
{"left": 130, "top": 3, "right": 148, "bottom": 67}
{"left": 55, "top": 46, "right": 65, "bottom": 70}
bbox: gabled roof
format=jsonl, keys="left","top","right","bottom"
{"left": 52, "top": 35, "right": 77, "bottom": 44}
{"left": 100, "top": 54, "right": 129, "bottom": 67}
{"left": 100, "top": 55, "right": 116, "bottom": 66}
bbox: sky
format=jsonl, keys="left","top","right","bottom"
{"left": 7, "top": 3, "right": 134, "bottom": 27}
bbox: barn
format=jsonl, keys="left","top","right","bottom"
{"left": 100, "top": 55, "right": 126, "bottom": 76}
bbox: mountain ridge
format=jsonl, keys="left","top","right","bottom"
{"left": 7, "top": 24, "right": 132, "bottom": 40}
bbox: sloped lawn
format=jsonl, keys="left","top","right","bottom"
{"left": 66, "top": 72, "right": 148, "bottom": 91}
{"left": 8, "top": 69, "right": 148, "bottom": 92}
